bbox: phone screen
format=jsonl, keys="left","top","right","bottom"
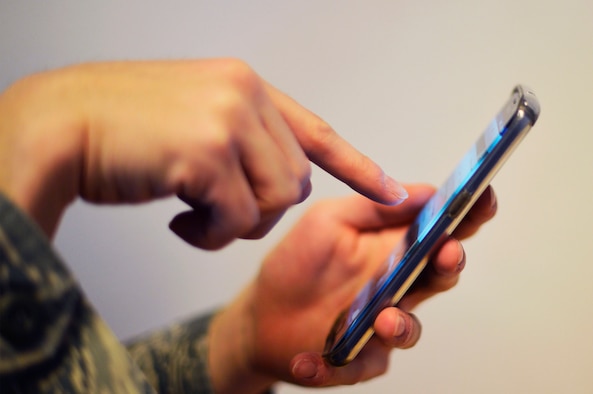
{"left": 323, "top": 86, "right": 539, "bottom": 366}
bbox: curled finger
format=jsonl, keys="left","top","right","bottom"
{"left": 169, "top": 166, "right": 260, "bottom": 249}
{"left": 398, "top": 239, "right": 466, "bottom": 310}
{"left": 453, "top": 185, "right": 498, "bottom": 239}
{"left": 374, "top": 307, "right": 422, "bottom": 349}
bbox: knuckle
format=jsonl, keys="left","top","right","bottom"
{"left": 217, "top": 58, "right": 262, "bottom": 99}
{"left": 182, "top": 126, "right": 236, "bottom": 163}
{"left": 193, "top": 60, "right": 262, "bottom": 126}
{"left": 238, "top": 204, "right": 261, "bottom": 233}
{"left": 209, "top": 88, "right": 251, "bottom": 126}
{"left": 287, "top": 159, "right": 312, "bottom": 204}
{"left": 262, "top": 177, "right": 304, "bottom": 209}
{"left": 298, "top": 160, "right": 313, "bottom": 186}
{"left": 257, "top": 162, "right": 313, "bottom": 210}
{"left": 203, "top": 131, "right": 235, "bottom": 159}
{"left": 304, "top": 119, "right": 337, "bottom": 152}
{"left": 346, "top": 151, "right": 382, "bottom": 183}
{"left": 212, "top": 198, "right": 261, "bottom": 248}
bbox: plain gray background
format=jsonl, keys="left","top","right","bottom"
{"left": 2, "top": 1, "right": 592, "bottom": 393}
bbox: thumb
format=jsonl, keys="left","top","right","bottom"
{"left": 289, "top": 343, "right": 390, "bottom": 387}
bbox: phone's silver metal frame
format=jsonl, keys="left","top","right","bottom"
{"left": 323, "top": 85, "right": 540, "bottom": 366}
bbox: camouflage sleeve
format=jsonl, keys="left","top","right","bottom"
{"left": 0, "top": 194, "right": 156, "bottom": 393}
{"left": 125, "top": 312, "right": 216, "bottom": 394}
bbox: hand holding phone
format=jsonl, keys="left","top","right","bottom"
{"left": 323, "top": 85, "right": 540, "bottom": 366}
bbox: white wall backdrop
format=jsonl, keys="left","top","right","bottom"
{"left": 2, "top": 1, "right": 592, "bottom": 393}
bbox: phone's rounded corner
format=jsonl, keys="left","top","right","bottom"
{"left": 515, "top": 85, "right": 540, "bottom": 123}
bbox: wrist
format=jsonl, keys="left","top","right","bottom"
{"left": 0, "top": 69, "right": 86, "bottom": 238}
{"left": 208, "top": 285, "right": 277, "bottom": 394}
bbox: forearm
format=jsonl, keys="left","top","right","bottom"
{"left": 207, "top": 286, "right": 277, "bottom": 394}
{"left": 0, "top": 69, "right": 85, "bottom": 238}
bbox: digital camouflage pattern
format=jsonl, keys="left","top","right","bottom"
{"left": 0, "top": 194, "right": 214, "bottom": 394}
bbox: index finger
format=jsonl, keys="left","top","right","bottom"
{"left": 265, "top": 84, "right": 408, "bottom": 206}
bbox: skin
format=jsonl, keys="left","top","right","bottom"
{"left": 209, "top": 185, "right": 497, "bottom": 392}
{"left": 0, "top": 59, "right": 407, "bottom": 246}
{"left": 0, "top": 59, "right": 497, "bottom": 393}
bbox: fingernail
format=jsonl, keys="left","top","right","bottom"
{"left": 292, "top": 359, "right": 318, "bottom": 380}
{"left": 394, "top": 314, "right": 407, "bottom": 338}
{"left": 456, "top": 243, "right": 466, "bottom": 273}
{"left": 298, "top": 180, "right": 313, "bottom": 203}
{"left": 488, "top": 187, "right": 498, "bottom": 213}
{"left": 385, "top": 176, "right": 408, "bottom": 205}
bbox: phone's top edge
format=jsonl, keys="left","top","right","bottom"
{"left": 514, "top": 84, "right": 540, "bottom": 122}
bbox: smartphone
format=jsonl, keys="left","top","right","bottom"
{"left": 323, "top": 85, "right": 540, "bottom": 366}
